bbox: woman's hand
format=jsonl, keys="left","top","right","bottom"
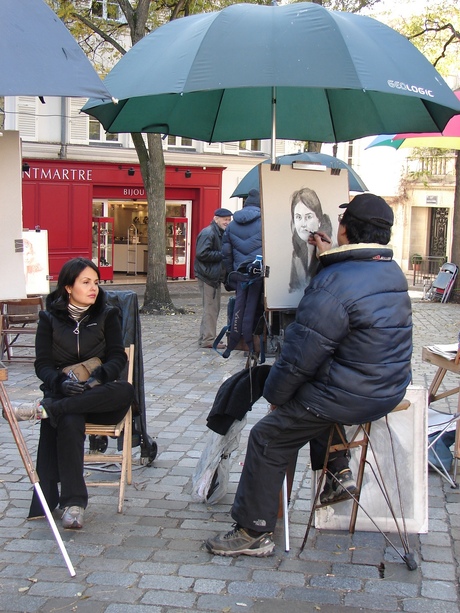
{"left": 61, "top": 378, "right": 85, "bottom": 396}
{"left": 455, "top": 348, "right": 460, "bottom": 365}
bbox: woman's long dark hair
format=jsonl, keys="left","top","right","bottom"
{"left": 54, "top": 258, "right": 100, "bottom": 305}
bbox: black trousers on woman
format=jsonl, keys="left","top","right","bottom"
{"left": 28, "top": 380, "right": 134, "bottom": 517}
{"left": 231, "top": 399, "right": 349, "bottom": 533}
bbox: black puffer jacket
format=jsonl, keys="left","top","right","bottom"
{"left": 263, "top": 243, "right": 412, "bottom": 425}
{"left": 194, "top": 220, "right": 226, "bottom": 289}
{"left": 35, "top": 288, "right": 127, "bottom": 399}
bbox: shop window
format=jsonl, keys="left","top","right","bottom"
{"left": 89, "top": 116, "right": 119, "bottom": 143}
{"left": 239, "top": 140, "right": 261, "bottom": 153}
{"left": 166, "top": 135, "right": 194, "bottom": 148}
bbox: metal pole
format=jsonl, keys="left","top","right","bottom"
{"left": 271, "top": 86, "right": 276, "bottom": 164}
{"left": 0, "top": 373, "right": 76, "bottom": 577}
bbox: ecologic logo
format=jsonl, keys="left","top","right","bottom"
{"left": 387, "top": 80, "right": 434, "bottom": 97}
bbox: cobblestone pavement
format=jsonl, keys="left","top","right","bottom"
{"left": 0, "top": 280, "right": 459, "bottom": 613}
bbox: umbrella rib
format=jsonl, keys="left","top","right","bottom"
{"left": 208, "top": 91, "right": 225, "bottom": 143}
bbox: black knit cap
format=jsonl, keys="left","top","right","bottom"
{"left": 244, "top": 189, "right": 260, "bottom": 207}
{"left": 339, "top": 193, "right": 394, "bottom": 228}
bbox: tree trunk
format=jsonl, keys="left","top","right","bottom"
{"left": 449, "top": 150, "right": 460, "bottom": 302}
{"left": 131, "top": 132, "right": 182, "bottom": 313}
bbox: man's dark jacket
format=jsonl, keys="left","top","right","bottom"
{"left": 194, "top": 220, "right": 225, "bottom": 289}
{"left": 264, "top": 243, "right": 412, "bottom": 425}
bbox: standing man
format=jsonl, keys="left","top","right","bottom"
{"left": 205, "top": 193, "right": 412, "bottom": 557}
{"left": 222, "top": 189, "right": 263, "bottom": 357}
{"left": 194, "top": 208, "right": 232, "bottom": 349}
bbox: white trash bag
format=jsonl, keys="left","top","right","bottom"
{"left": 191, "top": 417, "right": 246, "bottom": 504}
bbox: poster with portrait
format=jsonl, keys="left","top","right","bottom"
{"left": 22, "top": 229, "right": 50, "bottom": 296}
{"left": 260, "top": 164, "right": 349, "bottom": 310}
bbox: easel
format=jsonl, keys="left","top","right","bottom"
{"left": 422, "top": 346, "right": 460, "bottom": 487}
{"left": 0, "top": 362, "right": 75, "bottom": 576}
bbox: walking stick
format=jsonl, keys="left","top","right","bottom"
{"left": 0, "top": 364, "right": 76, "bottom": 577}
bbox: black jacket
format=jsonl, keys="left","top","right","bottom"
{"left": 207, "top": 365, "right": 272, "bottom": 434}
{"left": 194, "top": 220, "right": 226, "bottom": 288}
{"left": 35, "top": 288, "right": 127, "bottom": 399}
{"left": 264, "top": 243, "right": 412, "bottom": 425}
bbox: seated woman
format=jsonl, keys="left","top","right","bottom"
{"left": 28, "top": 257, "right": 134, "bottom": 529}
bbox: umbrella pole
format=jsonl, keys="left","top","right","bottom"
{"left": 0, "top": 372, "right": 76, "bottom": 577}
{"left": 271, "top": 86, "right": 277, "bottom": 165}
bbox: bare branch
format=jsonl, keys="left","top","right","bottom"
{"left": 74, "top": 11, "right": 127, "bottom": 55}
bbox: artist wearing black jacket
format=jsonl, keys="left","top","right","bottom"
{"left": 206, "top": 194, "right": 412, "bottom": 557}
{"left": 29, "top": 258, "right": 134, "bottom": 529}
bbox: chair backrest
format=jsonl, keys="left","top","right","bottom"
{"left": 1, "top": 296, "right": 44, "bottom": 326}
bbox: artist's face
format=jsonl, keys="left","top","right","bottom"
{"left": 66, "top": 266, "right": 99, "bottom": 308}
{"left": 293, "top": 201, "right": 319, "bottom": 241}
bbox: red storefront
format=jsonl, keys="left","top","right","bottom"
{"left": 21, "top": 159, "right": 224, "bottom": 280}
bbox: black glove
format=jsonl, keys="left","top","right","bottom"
{"left": 61, "top": 378, "right": 85, "bottom": 396}
{"left": 84, "top": 376, "right": 102, "bottom": 390}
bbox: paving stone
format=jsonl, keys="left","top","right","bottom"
{"left": 421, "top": 579, "right": 458, "bottom": 601}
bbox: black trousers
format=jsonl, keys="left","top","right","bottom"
{"left": 231, "top": 400, "right": 349, "bottom": 533}
{"left": 29, "top": 380, "right": 134, "bottom": 516}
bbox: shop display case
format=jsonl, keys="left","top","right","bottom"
{"left": 92, "top": 216, "right": 114, "bottom": 282}
{"left": 166, "top": 217, "right": 187, "bottom": 279}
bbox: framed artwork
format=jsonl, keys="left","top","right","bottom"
{"left": 22, "top": 229, "right": 50, "bottom": 296}
{"left": 260, "top": 164, "right": 349, "bottom": 310}
{"left": 313, "top": 385, "right": 428, "bottom": 534}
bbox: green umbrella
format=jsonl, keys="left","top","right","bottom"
{"left": 83, "top": 2, "right": 460, "bottom": 149}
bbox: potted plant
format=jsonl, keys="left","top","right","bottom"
{"left": 411, "top": 253, "right": 423, "bottom": 271}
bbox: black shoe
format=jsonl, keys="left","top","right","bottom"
{"left": 320, "top": 468, "right": 358, "bottom": 505}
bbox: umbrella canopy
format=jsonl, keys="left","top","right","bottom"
{"left": 83, "top": 2, "right": 460, "bottom": 144}
{"left": 232, "top": 152, "right": 368, "bottom": 198}
{"left": 366, "top": 134, "right": 405, "bottom": 150}
{"left": 367, "top": 92, "right": 460, "bottom": 150}
{"left": 1, "top": 0, "right": 111, "bottom": 99}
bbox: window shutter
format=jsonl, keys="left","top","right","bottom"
{"left": 203, "top": 142, "right": 222, "bottom": 153}
{"left": 223, "top": 142, "right": 239, "bottom": 154}
{"left": 17, "top": 96, "right": 37, "bottom": 141}
{"left": 69, "top": 98, "right": 89, "bottom": 144}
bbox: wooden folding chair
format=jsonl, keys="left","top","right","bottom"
{"left": 83, "top": 344, "right": 134, "bottom": 513}
{"left": 1, "top": 296, "right": 44, "bottom": 362}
